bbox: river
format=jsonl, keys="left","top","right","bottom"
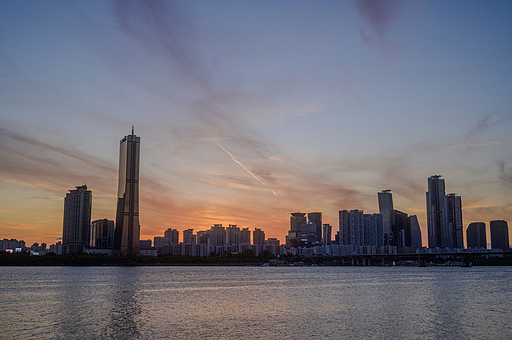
{"left": 1, "top": 266, "right": 511, "bottom": 339}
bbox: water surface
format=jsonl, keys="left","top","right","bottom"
{"left": 1, "top": 266, "right": 511, "bottom": 339}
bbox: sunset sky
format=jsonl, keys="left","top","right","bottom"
{"left": 1, "top": 0, "right": 511, "bottom": 247}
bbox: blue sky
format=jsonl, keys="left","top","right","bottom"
{"left": 1, "top": 0, "right": 511, "bottom": 245}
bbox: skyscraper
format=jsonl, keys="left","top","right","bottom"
{"left": 408, "top": 215, "right": 422, "bottom": 248}
{"left": 338, "top": 210, "right": 364, "bottom": 246}
{"left": 308, "top": 212, "right": 322, "bottom": 243}
{"left": 62, "top": 185, "right": 92, "bottom": 254}
{"left": 113, "top": 128, "right": 140, "bottom": 255}
{"left": 322, "top": 224, "right": 332, "bottom": 245}
{"left": 490, "top": 220, "right": 509, "bottom": 250}
{"left": 446, "top": 193, "right": 463, "bottom": 248}
{"left": 427, "top": 175, "right": 450, "bottom": 248}
{"left": 378, "top": 190, "right": 393, "bottom": 244}
{"left": 286, "top": 212, "right": 306, "bottom": 248}
{"left": 466, "top": 222, "right": 486, "bottom": 249}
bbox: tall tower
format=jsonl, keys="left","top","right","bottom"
{"left": 446, "top": 193, "right": 463, "bottom": 248}
{"left": 426, "top": 175, "right": 449, "bottom": 248}
{"left": 308, "top": 212, "right": 322, "bottom": 243}
{"left": 62, "top": 185, "right": 92, "bottom": 254}
{"left": 114, "top": 128, "right": 140, "bottom": 255}
{"left": 378, "top": 190, "right": 393, "bottom": 245}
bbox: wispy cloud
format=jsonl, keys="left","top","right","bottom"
{"left": 354, "top": 0, "right": 401, "bottom": 52}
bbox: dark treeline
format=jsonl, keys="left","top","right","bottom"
{"left": 1, "top": 251, "right": 511, "bottom": 266}
{"left": 0, "top": 249, "right": 276, "bottom": 266}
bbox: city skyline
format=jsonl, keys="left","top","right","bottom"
{"left": 1, "top": 1, "right": 512, "bottom": 246}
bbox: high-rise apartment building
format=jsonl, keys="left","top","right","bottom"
{"left": 490, "top": 220, "right": 509, "bottom": 250}
{"left": 338, "top": 210, "right": 364, "bottom": 246}
{"left": 308, "top": 212, "right": 322, "bottom": 243}
{"left": 164, "top": 228, "right": 179, "bottom": 244}
{"left": 253, "top": 228, "right": 265, "bottom": 246}
{"left": 427, "top": 175, "right": 449, "bottom": 248}
{"left": 363, "top": 214, "right": 383, "bottom": 248}
{"left": 113, "top": 128, "right": 140, "bottom": 255}
{"left": 208, "top": 224, "right": 225, "bottom": 247}
{"left": 183, "top": 229, "right": 195, "bottom": 244}
{"left": 241, "top": 228, "right": 251, "bottom": 244}
{"left": 446, "top": 193, "right": 463, "bottom": 248}
{"left": 226, "top": 225, "right": 241, "bottom": 245}
{"left": 62, "top": 185, "right": 92, "bottom": 254}
{"left": 466, "top": 222, "right": 486, "bottom": 249}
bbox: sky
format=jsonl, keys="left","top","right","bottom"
{"left": 1, "top": 0, "right": 511, "bottom": 247}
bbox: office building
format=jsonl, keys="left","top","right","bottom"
{"left": 408, "top": 215, "right": 422, "bottom": 248}
{"left": 466, "top": 222, "right": 486, "bottom": 249}
{"left": 90, "top": 219, "right": 115, "bottom": 249}
{"left": 286, "top": 212, "right": 306, "bottom": 248}
{"left": 62, "top": 185, "right": 92, "bottom": 254}
{"left": 490, "top": 220, "right": 509, "bottom": 250}
{"left": 308, "top": 212, "right": 322, "bottom": 243}
{"left": 378, "top": 190, "right": 393, "bottom": 244}
{"left": 446, "top": 193, "right": 463, "bottom": 248}
{"left": 322, "top": 224, "right": 332, "bottom": 245}
{"left": 426, "top": 175, "right": 449, "bottom": 248}
{"left": 113, "top": 128, "right": 141, "bottom": 255}
{"left": 392, "top": 209, "right": 408, "bottom": 247}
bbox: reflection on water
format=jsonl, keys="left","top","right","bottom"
{"left": 0, "top": 266, "right": 511, "bottom": 339}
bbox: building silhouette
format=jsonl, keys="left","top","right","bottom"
{"left": 446, "top": 193, "right": 463, "bottom": 248}
{"left": 378, "top": 190, "right": 393, "bottom": 244}
{"left": 338, "top": 210, "right": 364, "bottom": 246}
{"left": 466, "top": 222, "right": 486, "bottom": 249}
{"left": 490, "top": 220, "right": 509, "bottom": 250}
{"left": 113, "top": 128, "right": 140, "bottom": 255}
{"left": 308, "top": 212, "right": 322, "bottom": 243}
{"left": 408, "top": 215, "right": 422, "bottom": 248}
{"left": 62, "top": 185, "right": 92, "bottom": 254}
{"left": 286, "top": 212, "right": 306, "bottom": 248}
{"left": 427, "top": 175, "right": 449, "bottom": 248}
{"left": 226, "top": 225, "right": 241, "bottom": 245}
{"left": 90, "top": 219, "right": 114, "bottom": 249}
{"left": 322, "top": 224, "right": 332, "bottom": 245}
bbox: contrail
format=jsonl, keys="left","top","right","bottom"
{"left": 215, "top": 139, "right": 277, "bottom": 195}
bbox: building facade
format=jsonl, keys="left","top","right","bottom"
{"left": 90, "top": 219, "right": 115, "bottom": 249}
{"left": 490, "top": 220, "right": 509, "bottom": 250}
{"left": 62, "top": 185, "right": 92, "bottom": 254}
{"left": 378, "top": 190, "right": 393, "bottom": 244}
{"left": 446, "top": 193, "right": 463, "bottom": 248}
{"left": 427, "top": 175, "right": 449, "bottom": 248}
{"left": 308, "top": 212, "right": 322, "bottom": 243}
{"left": 466, "top": 222, "right": 486, "bottom": 249}
{"left": 114, "top": 128, "right": 141, "bottom": 255}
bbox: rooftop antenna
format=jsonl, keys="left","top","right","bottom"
{"left": 132, "top": 125, "right": 134, "bottom": 135}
